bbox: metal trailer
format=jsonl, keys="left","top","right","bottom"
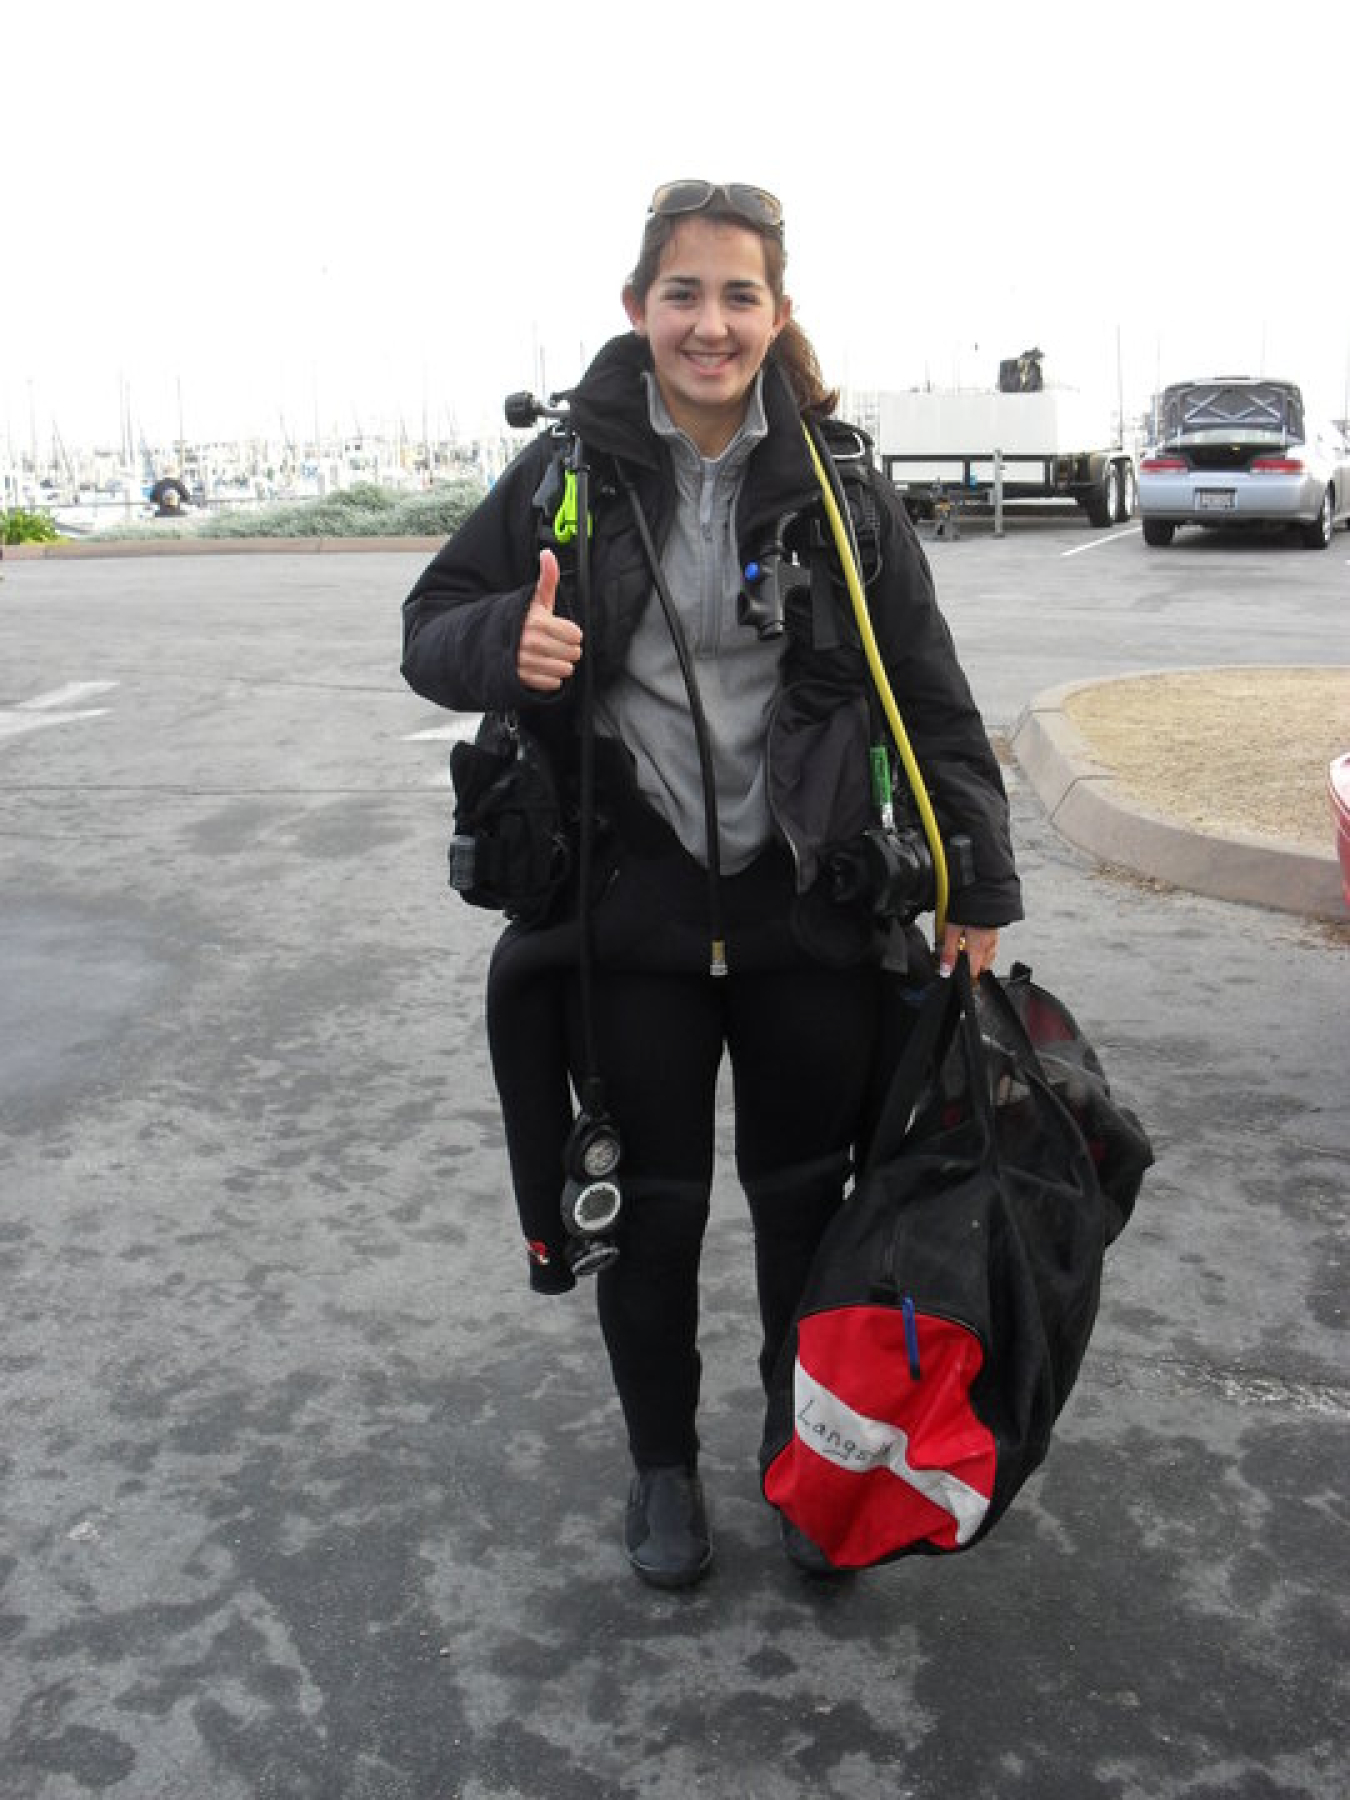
{"left": 875, "top": 389, "right": 1137, "bottom": 532}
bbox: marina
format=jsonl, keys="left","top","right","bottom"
{"left": 0, "top": 417, "right": 520, "bottom": 536}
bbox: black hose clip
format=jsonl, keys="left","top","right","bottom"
{"left": 738, "top": 515, "right": 809, "bottom": 640}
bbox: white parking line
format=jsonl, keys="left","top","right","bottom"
{"left": 1060, "top": 527, "right": 1143, "bottom": 559}
{"left": 15, "top": 681, "right": 119, "bottom": 711}
{"left": 0, "top": 681, "right": 118, "bottom": 742}
{"left": 403, "top": 716, "right": 481, "bottom": 744}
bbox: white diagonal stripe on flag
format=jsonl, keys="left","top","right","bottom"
{"left": 792, "top": 1361, "right": 990, "bottom": 1545}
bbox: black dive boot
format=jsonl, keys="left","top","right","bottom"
{"left": 625, "top": 1465, "right": 712, "bottom": 1589}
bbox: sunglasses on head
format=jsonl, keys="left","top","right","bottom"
{"left": 649, "top": 181, "right": 784, "bottom": 236}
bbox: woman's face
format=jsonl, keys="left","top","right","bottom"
{"left": 623, "top": 216, "right": 791, "bottom": 456}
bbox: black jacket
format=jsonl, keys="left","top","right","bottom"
{"left": 402, "top": 331, "right": 1022, "bottom": 930}
{"left": 402, "top": 336, "right": 1022, "bottom": 1289}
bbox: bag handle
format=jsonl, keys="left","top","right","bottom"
{"left": 861, "top": 964, "right": 964, "bottom": 1175}
{"left": 953, "top": 956, "right": 1001, "bottom": 1159}
{"left": 863, "top": 957, "right": 1007, "bottom": 1177}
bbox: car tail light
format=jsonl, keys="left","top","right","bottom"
{"left": 1140, "top": 455, "right": 1186, "bottom": 472}
{"left": 1249, "top": 456, "right": 1304, "bottom": 473}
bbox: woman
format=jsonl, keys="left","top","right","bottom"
{"left": 401, "top": 181, "right": 1021, "bottom": 1588}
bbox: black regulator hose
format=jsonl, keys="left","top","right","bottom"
{"left": 572, "top": 439, "right": 607, "bottom": 1108}
{"left": 618, "top": 467, "right": 729, "bottom": 976}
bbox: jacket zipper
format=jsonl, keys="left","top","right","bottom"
{"left": 698, "top": 463, "right": 717, "bottom": 655}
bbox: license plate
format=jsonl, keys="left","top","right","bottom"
{"left": 1196, "top": 488, "right": 1235, "bottom": 511}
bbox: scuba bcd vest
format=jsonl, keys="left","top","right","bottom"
{"left": 446, "top": 416, "right": 892, "bottom": 929}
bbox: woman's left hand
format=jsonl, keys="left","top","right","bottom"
{"left": 939, "top": 923, "right": 999, "bottom": 980}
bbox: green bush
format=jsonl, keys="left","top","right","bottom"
{"left": 323, "top": 482, "right": 394, "bottom": 511}
{"left": 382, "top": 481, "right": 485, "bottom": 536}
{"left": 2, "top": 507, "right": 62, "bottom": 545}
{"left": 197, "top": 479, "right": 483, "bottom": 540}
{"left": 199, "top": 498, "right": 383, "bottom": 538}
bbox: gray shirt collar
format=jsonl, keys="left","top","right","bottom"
{"left": 642, "top": 369, "right": 769, "bottom": 473}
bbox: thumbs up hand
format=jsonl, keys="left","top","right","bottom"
{"left": 516, "top": 550, "right": 583, "bottom": 692}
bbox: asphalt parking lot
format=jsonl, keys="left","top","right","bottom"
{"left": 1, "top": 522, "right": 1347, "bottom": 1800}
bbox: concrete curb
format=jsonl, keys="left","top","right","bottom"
{"left": 0, "top": 535, "right": 444, "bottom": 561}
{"left": 1011, "top": 674, "right": 1345, "bottom": 921}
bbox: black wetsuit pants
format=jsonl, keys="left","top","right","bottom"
{"left": 572, "top": 960, "right": 881, "bottom": 1470}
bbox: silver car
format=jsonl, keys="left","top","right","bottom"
{"left": 1138, "top": 378, "right": 1350, "bottom": 549}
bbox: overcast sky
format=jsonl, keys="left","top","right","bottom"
{"left": 4, "top": 0, "right": 1349, "bottom": 457}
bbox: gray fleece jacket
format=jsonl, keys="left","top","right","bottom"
{"left": 594, "top": 373, "right": 786, "bottom": 873}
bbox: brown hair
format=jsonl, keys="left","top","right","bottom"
{"left": 625, "top": 207, "right": 838, "bottom": 418}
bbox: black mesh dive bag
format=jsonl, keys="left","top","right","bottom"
{"left": 761, "top": 959, "right": 1151, "bottom": 1569}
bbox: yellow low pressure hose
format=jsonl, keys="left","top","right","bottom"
{"left": 801, "top": 424, "right": 950, "bottom": 941}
